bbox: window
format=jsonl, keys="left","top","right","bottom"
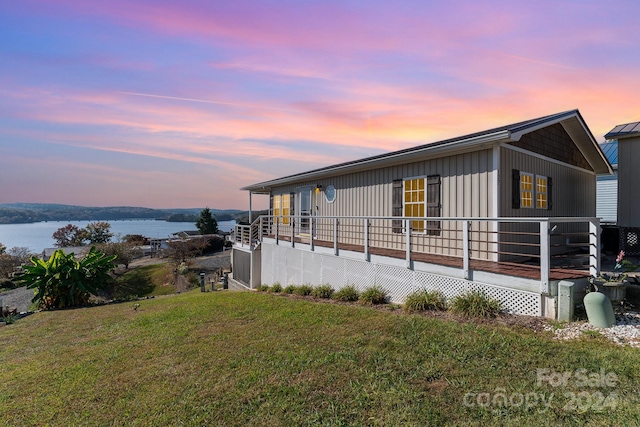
{"left": 273, "top": 195, "right": 281, "bottom": 221}
{"left": 536, "top": 176, "right": 547, "bottom": 209}
{"left": 281, "top": 194, "right": 290, "bottom": 224}
{"left": 272, "top": 194, "right": 291, "bottom": 224}
{"left": 512, "top": 169, "right": 552, "bottom": 210}
{"left": 404, "top": 178, "right": 425, "bottom": 232}
{"left": 392, "top": 175, "right": 441, "bottom": 235}
{"left": 520, "top": 172, "right": 533, "bottom": 209}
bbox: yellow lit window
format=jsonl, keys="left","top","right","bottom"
{"left": 520, "top": 172, "right": 533, "bottom": 208}
{"left": 536, "top": 176, "right": 548, "bottom": 209}
{"left": 273, "top": 195, "right": 281, "bottom": 223}
{"left": 282, "top": 194, "right": 290, "bottom": 224}
{"left": 404, "top": 178, "right": 425, "bottom": 232}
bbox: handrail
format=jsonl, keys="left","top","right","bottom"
{"left": 234, "top": 215, "right": 601, "bottom": 290}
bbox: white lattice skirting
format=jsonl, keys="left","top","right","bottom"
{"left": 261, "top": 244, "right": 541, "bottom": 317}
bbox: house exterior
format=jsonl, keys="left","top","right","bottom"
{"left": 232, "top": 110, "right": 612, "bottom": 319}
{"left": 604, "top": 121, "right": 640, "bottom": 255}
{"left": 596, "top": 140, "right": 618, "bottom": 224}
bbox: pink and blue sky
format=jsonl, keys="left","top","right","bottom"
{"left": 1, "top": 0, "right": 638, "bottom": 210}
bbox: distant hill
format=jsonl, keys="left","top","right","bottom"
{"left": 0, "top": 203, "right": 246, "bottom": 224}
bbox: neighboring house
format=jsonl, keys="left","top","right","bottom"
{"left": 42, "top": 246, "right": 91, "bottom": 260}
{"left": 232, "top": 110, "right": 612, "bottom": 319}
{"left": 604, "top": 121, "right": 640, "bottom": 255}
{"left": 596, "top": 140, "right": 618, "bottom": 224}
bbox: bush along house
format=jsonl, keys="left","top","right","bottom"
{"left": 232, "top": 110, "right": 613, "bottom": 320}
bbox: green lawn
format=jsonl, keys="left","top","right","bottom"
{"left": 1, "top": 291, "right": 639, "bottom": 426}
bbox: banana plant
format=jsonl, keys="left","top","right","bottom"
{"left": 18, "top": 247, "right": 116, "bottom": 309}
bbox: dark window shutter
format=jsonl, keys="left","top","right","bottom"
{"left": 547, "top": 177, "right": 553, "bottom": 210}
{"left": 270, "top": 194, "right": 274, "bottom": 216}
{"left": 426, "top": 175, "right": 441, "bottom": 236}
{"left": 290, "top": 192, "right": 295, "bottom": 224}
{"left": 392, "top": 179, "right": 403, "bottom": 233}
{"left": 512, "top": 169, "right": 520, "bottom": 209}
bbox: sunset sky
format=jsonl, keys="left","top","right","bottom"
{"left": 1, "top": 0, "right": 639, "bottom": 210}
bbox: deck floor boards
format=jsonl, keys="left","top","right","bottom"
{"left": 269, "top": 235, "right": 589, "bottom": 281}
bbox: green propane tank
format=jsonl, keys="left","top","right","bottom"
{"left": 583, "top": 291, "right": 616, "bottom": 328}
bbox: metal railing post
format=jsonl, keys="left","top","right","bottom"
{"left": 589, "top": 218, "right": 601, "bottom": 277}
{"left": 463, "top": 220, "right": 470, "bottom": 280}
{"left": 364, "top": 219, "right": 370, "bottom": 261}
{"left": 291, "top": 217, "right": 295, "bottom": 248}
{"left": 405, "top": 219, "right": 411, "bottom": 268}
{"left": 275, "top": 217, "right": 279, "bottom": 245}
{"left": 333, "top": 218, "right": 339, "bottom": 256}
{"left": 540, "top": 220, "right": 550, "bottom": 294}
{"left": 310, "top": 215, "right": 314, "bottom": 251}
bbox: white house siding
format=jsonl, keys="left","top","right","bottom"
{"left": 596, "top": 174, "right": 617, "bottom": 224}
{"left": 268, "top": 147, "right": 495, "bottom": 259}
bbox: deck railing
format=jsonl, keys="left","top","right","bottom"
{"left": 234, "top": 215, "right": 600, "bottom": 291}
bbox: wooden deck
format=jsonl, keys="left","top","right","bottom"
{"left": 269, "top": 236, "right": 589, "bottom": 281}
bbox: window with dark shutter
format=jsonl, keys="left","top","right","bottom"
{"left": 426, "top": 175, "right": 441, "bottom": 236}
{"left": 512, "top": 169, "right": 520, "bottom": 209}
{"left": 392, "top": 179, "right": 403, "bottom": 233}
{"left": 547, "top": 177, "right": 553, "bottom": 210}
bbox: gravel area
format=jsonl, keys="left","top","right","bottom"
{"left": 0, "top": 286, "right": 34, "bottom": 314}
{"left": 545, "top": 311, "right": 640, "bottom": 348}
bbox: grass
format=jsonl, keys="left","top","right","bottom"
{"left": 450, "top": 290, "right": 503, "bottom": 318}
{"left": 1, "top": 291, "right": 640, "bottom": 426}
{"left": 111, "top": 264, "right": 176, "bottom": 298}
{"left": 404, "top": 289, "right": 447, "bottom": 312}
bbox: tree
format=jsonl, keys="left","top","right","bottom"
{"left": 195, "top": 207, "right": 218, "bottom": 235}
{"left": 166, "top": 237, "right": 208, "bottom": 263}
{"left": 52, "top": 224, "right": 88, "bottom": 247}
{"left": 96, "top": 242, "right": 134, "bottom": 269}
{"left": 85, "top": 221, "right": 113, "bottom": 244}
{"left": 0, "top": 243, "right": 5, "bottom": 254}
{"left": 122, "top": 234, "right": 148, "bottom": 245}
{"left": 18, "top": 247, "right": 116, "bottom": 309}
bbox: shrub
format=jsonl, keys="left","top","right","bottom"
{"left": 268, "top": 283, "right": 283, "bottom": 293}
{"left": 311, "top": 284, "right": 334, "bottom": 299}
{"left": 293, "top": 285, "right": 313, "bottom": 296}
{"left": 282, "top": 285, "right": 296, "bottom": 294}
{"left": 450, "top": 290, "right": 502, "bottom": 318}
{"left": 333, "top": 285, "right": 360, "bottom": 302}
{"left": 403, "top": 289, "right": 447, "bottom": 312}
{"left": 359, "top": 285, "right": 389, "bottom": 305}
{"left": 257, "top": 284, "right": 270, "bottom": 292}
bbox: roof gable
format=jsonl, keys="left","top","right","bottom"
{"left": 242, "top": 109, "right": 612, "bottom": 192}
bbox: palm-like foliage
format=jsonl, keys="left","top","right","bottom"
{"left": 18, "top": 247, "right": 116, "bottom": 309}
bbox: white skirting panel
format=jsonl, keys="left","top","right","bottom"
{"left": 261, "top": 243, "right": 541, "bottom": 316}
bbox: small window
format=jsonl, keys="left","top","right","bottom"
{"left": 273, "top": 195, "right": 281, "bottom": 222}
{"left": 536, "top": 176, "right": 548, "bottom": 209}
{"left": 404, "top": 178, "right": 425, "bottom": 232}
{"left": 282, "top": 194, "right": 291, "bottom": 224}
{"left": 520, "top": 172, "right": 533, "bottom": 209}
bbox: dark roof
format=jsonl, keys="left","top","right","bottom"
{"left": 605, "top": 122, "right": 640, "bottom": 140}
{"left": 600, "top": 140, "right": 618, "bottom": 166}
{"left": 242, "top": 109, "right": 612, "bottom": 192}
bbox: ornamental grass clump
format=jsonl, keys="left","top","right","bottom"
{"left": 333, "top": 285, "right": 360, "bottom": 302}
{"left": 293, "top": 284, "right": 313, "bottom": 296}
{"left": 359, "top": 285, "right": 389, "bottom": 305}
{"left": 282, "top": 285, "right": 296, "bottom": 294}
{"left": 450, "top": 290, "right": 502, "bottom": 318}
{"left": 403, "top": 289, "right": 447, "bottom": 312}
{"left": 268, "top": 283, "right": 282, "bottom": 293}
{"left": 311, "top": 284, "right": 334, "bottom": 299}
{"left": 257, "top": 284, "right": 270, "bottom": 292}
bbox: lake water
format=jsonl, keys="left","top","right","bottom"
{"left": 0, "top": 219, "right": 236, "bottom": 253}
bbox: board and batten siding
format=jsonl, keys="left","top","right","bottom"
{"left": 268, "top": 148, "right": 495, "bottom": 259}
{"left": 617, "top": 135, "right": 640, "bottom": 228}
{"left": 499, "top": 145, "right": 596, "bottom": 260}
